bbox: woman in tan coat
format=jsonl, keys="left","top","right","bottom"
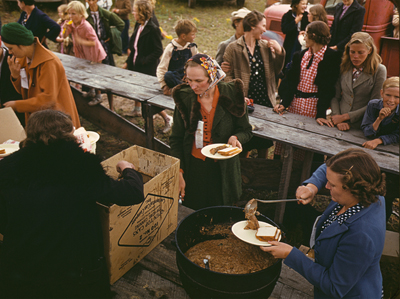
{"left": 223, "top": 10, "right": 284, "bottom": 157}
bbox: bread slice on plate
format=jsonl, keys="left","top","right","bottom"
{"left": 218, "top": 147, "right": 242, "bottom": 156}
{"left": 255, "top": 226, "right": 281, "bottom": 242}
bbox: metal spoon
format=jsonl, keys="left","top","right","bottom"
{"left": 244, "top": 198, "right": 299, "bottom": 214}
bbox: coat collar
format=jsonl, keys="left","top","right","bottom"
{"left": 316, "top": 197, "right": 383, "bottom": 241}
{"left": 352, "top": 71, "right": 371, "bottom": 89}
{"left": 337, "top": 0, "right": 362, "bottom": 19}
{"left": 172, "top": 79, "right": 246, "bottom": 134}
{"left": 29, "top": 38, "right": 54, "bottom": 69}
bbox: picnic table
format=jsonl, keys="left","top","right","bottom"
{"left": 56, "top": 53, "right": 399, "bottom": 223}
{"left": 111, "top": 203, "right": 314, "bottom": 299}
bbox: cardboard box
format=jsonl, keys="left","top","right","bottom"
{"left": 0, "top": 107, "right": 26, "bottom": 143}
{"left": 99, "top": 145, "right": 180, "bottom": 284}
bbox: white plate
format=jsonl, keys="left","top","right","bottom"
{"left": 0, "top": 144, "right": 20, "bottom": 158}
{"left": 231, "top": 220, "right": 281, "bottom": 246}
{"left": 201, "top": 143, "right": 241, "bottom": 160}
{"left": 87, "top": 131, "right": 100, "bottom": 144}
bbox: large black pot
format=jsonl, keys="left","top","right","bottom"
{"left": 175, "top": 206, "right": 282, "bottom": 299}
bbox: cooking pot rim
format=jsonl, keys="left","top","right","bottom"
{"left": 175, "top": 206, "right": 282, "bottom": 277}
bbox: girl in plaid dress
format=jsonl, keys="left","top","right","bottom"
{"left": 274, "top": 21, "right": 342, "bottom": 158}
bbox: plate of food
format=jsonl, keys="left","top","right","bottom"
{"left": 0, "top": 144, "right": 20, "bottom": 158}
{"left": 231, "top": 220, "right": 281, "bottom": 247}
{"left": 201, "top": 143, "right": 242, "bottom": 160}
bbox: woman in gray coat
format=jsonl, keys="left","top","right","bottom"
{"left": 320, "top": 32, "right": 387, "bottom": 131}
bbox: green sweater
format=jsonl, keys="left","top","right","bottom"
{"left": 170, "top": 79, "right": 253, "bottom": 206}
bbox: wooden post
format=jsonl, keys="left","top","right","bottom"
{"left": 106, "top": 90, "right": 114, "bottom": 111}
{"left": 275, "top": 144, "right": 294, "bottom": 224}
{"left": 300, "top": 151, "right": 314, "bottom": 184}
{"left": 142, "top": 102, "right": 155, "bottom": 150}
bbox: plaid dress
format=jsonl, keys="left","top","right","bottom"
{"left": 275, "top": 46, "right": 327, "bottom": 158}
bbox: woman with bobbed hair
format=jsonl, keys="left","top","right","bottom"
{"left": 308, "top": 4, "right": 328, "bottom": 24}
{"left": 223, "top": 9, "right": 284, "bottom": 158}
{"left": 263, "top": 148, "right": 386, "bottom": 299}
{"left": 275, "top": 21, "right": 342, "bottom": 124}
{"left": 0, "top": 110, "right": 145, "bottom": 298}
{"left": 327, "top": 32, "right": 387, "bottom": 131}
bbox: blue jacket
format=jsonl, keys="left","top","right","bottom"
{"left": 361, "top": 99, "right": 399, "bottom": 145}
{"left": 286, "top": 165, "right": 386, "bottom": 298}
{"left": 18, "top": 7, "right": 61, "bottom": 43}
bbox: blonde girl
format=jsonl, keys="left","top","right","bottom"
{"left": 56, "top": 4, "right": 73, "bottom": 54}
{"left": 64, "top": 1, "right": 107, "bottom": 105}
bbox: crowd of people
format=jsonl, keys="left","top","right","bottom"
{"left": 0, "top": 0, "right": 399, "bottom": 298}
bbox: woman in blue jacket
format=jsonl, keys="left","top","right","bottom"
{"left": 262, "top": 148, "right": 386, "bottom": 298}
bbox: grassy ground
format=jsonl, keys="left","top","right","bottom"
{"left": 1, "top": 1, "right": 399, "bottom": 297}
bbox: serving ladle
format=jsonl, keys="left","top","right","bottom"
{"left": 244, "top": 198, "right": 299, "bottom": 215}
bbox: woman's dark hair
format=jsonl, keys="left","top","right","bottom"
{"left": 326, "top": 148, "right": 386, "bottom": 207}
{"left": 243, "top": 10, "right": 265, "bottom": 32}
{"left": 19, "top": 0, "right": 35, "bottom": 5}
{"left": 306, "top": 21, "right": 331, "bottom": 45}
{"left": 21, "top": 110, "right": 76, "bottom": 147}
{"left": 290, "top": 0, "right": 303, "bottom": 11}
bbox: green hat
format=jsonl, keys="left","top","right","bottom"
{"left": 1, "top": 22, "right": 35, "bottom": 45}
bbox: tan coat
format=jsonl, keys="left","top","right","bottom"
{"left": 12, "top": 38, "right": 80, "bottom": 128}
{"left": 223, "top": 36, "right": 285, "bottom": 107}
{"left": 330, "top": 64, "right": 387, "bottom": 128}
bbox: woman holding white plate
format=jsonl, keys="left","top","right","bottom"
{"left": 261, "top": 148, "right": 386, "bottom": 298}
{"left": 169, "top": 53, "right": 252, "bottom": 210}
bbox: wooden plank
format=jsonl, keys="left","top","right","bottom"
{"left": 251, "top": 105, "right": 399, "bottom": 155}
{"left": 382, "top": 230, "right": 400, "bottom": 258}
{"left": 278, "top": 264, "right": 314, "bottom": 296}
{"left": 248, "top": 117, "right": 399, "bottom": 174}
{"left": 64, "top": 66, "right": 159, "bottom": 101}
{"left": 72, "top": 87, "right": 170, "bottom": 155}
{"left": 55, "top": 53, "right": 160, "bottom": 90}
{"left": 111, "top": 266, "right": 190, "bottom": 299}
{"left": 148, "top": 94, "right": 176, "bottom": 111}
{"left": 270, "top": 281, "right": 284, "bottom": 299}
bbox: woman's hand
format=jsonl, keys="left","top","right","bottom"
{"left": 56, "top": 36, "right": 64, "bottom": 43}
{"left": 3, "top": 101, "right": 17, "bottom": 110}
{"left": 260, "top": 241, "right": 293, "bottom": 259}
{"left": 228, "top": 135, "right": 242, "bottom": 150}
{"left": 296, "top": 184, "right": 318, "bottom": 205}
{"left": 337, "top": 122, "right": 350, "bottom": 131}
{"left": 7, "top": 55, "right": 21, "bottom": 80}
{"left": 295, "top": 14, "right": 303, "bottom": 24}
{"left": 362, "top": 138, "right": 383, "bottom": 150}
{"left": 221, "top": 61, "right": 231, "bottom": 73}
{"left": 268, "top": 40, "right": 282, "bottom": 55}
{"left": 331, "top": 114, "right": 349, "bottom": 125}
{"left": 330, "top": 45, "right": 338, "bottom": 50}
{"left": 116, "top": 161, "right": 136, "bottom": 173}
{"left": 316, "top": 118, "right": 334, "bottom": 127}
{"left": 179, "top": 172, "right": 186, "bottom": 199}
{"left": 163, "top": 86, "right": 172, "bottom": 96}
{"left": 273, "top": 104, "right": 285, "bottom": 114}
